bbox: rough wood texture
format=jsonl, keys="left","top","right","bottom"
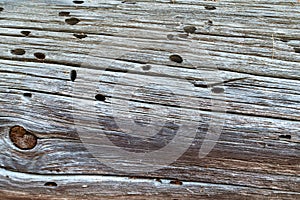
{"left": 0, "top": 0, "right": 299, "bottom": 199}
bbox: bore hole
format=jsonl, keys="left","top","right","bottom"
{"left": 205, "top": 5, "right": 216, "bottom": 10}
{"left": 122, "top": 0, "right": 137, "bottom": 4}
{"left": 9, "top": 126, "right": 37, "bottom": 150}
{"left": 278, "top": 135, "right": 291, "bottom": 139}
{"left": 0, "top": 7, "right": 3, "bottom": 12}
{"left": 280, "top": 38, "right": 289, "bottom": 42}
{"left": 183, "top": 25, "right": 197, "bottom": 34}
{"left": 34, "top": 52, "right": 46, "bottom": 60}
{"left": 21, "top": 31, "right": 31, "bottom": 36}
{"left": 73, "top": 33, "right": 87, "bottom": 39}
{"left": 169, "top": 54, "right": 183, "bottom": 63}
{"left": 44, "top": 182, "right": 58, "bottom": 187}
{"left": 207, "top": 20, "right": 213, "bottom": 26}
{"left": 155, "top": 178, "right": 162, "bottom": 183}
{"left": 170, "top": 180, "right": 182, "bottom": 185}
{"left": 59, "top": 11, "right": 70, "bottom": 16}
{"left": 11, "top": 48, "right": 26, "bottom": 56}
{"left": 70, "top": 70, "right": 77, "bottom": 82}
{"left": 95, "top": 94, "right": 106, "bottom": 101}
{"left": 294, "top": 47, "right": 300, "bottom": 53}
{"left": 142, "top": 65, "right": 151, "bottom": 71}
{"left": 211, "top": 87, "right": 224, "bottom": 93}
{"left": 167, "top": 34, "right": 174, "bottom": 40}
{"left": 73, "top": 0, "right": 84, "bottom": 4}
{"left": 65, "top": 17, "right": 80, "bottom": 25}
{"left": 23, "top": 93, "right": 32, "bottom": 98}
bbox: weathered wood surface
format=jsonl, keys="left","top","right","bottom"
{"left": 0, "top": 0, "right": 300, "bottom": 199}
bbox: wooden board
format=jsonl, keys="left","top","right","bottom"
{"left": 0, "top": 0, "right": 299, "bottom": 199}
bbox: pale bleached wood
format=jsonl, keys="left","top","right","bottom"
{"left": 0, "top": 0, "right": 299, "bottom": 199}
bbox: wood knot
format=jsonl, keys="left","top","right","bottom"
{"left": 9, "top": 126, "right": 37, "bottom": 150}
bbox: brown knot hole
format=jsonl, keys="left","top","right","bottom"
{"left": 9, "top": 126, "right": 37, "bottom": 150}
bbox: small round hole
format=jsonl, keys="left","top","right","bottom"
{"left": 294, "top": 47, "right": 300, "bottom": 53}
{"left": 205, "top": 5, "right": 216, "bottom": 10}
{"left": 0, "top": 7, "right": 3, "bottom": 12}
{"left": 11, "top": 48, "right": 26, "bottom": 55}
{"left": 23, "top": 93, "right": 32, "bottom": 98}
{"left": 278, "top": 135, "right": 291, "bottom": 139}
{"left": 59, "top": 11, "right": 70, "bottom": 16}
{"left": 95, "top": 94, "right": 106, "bottom": 101}
{"left": 44, "top": 182, "right": 58, "bottom": 187}
{"left": 70, "top": 70, "right": 77, "bottom": 82}
{"left": 73, "top": 0, "right": 84, "bottom": 4}
{"left": 169, "top": 54, "right": 183, "bottom": 63}
{"left": 34, "top": 52, "right": 46, "bottom": 60}
{"left": 21, "top": 31, "right": 31, "bottom": 36}
{"left": 183, "top": 25, "right": 197, "bottom": 34}
{"left": 211, "top": 87, "right": 224, "bottom": 93}
{"left": 142, "top": 65, "right": 151, "bottom": 71}
{"left": 170, "top": 180, "right": 182, "bottom": 185}
{"left": 73, "top": 33, "right": 87, "bottom": 39}
{"left": 65, "top": 17, "right": 80, "bottom": 25}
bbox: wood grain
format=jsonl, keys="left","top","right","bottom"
{"left": 0, "top": 0, "right": 299, "bottom": 199}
